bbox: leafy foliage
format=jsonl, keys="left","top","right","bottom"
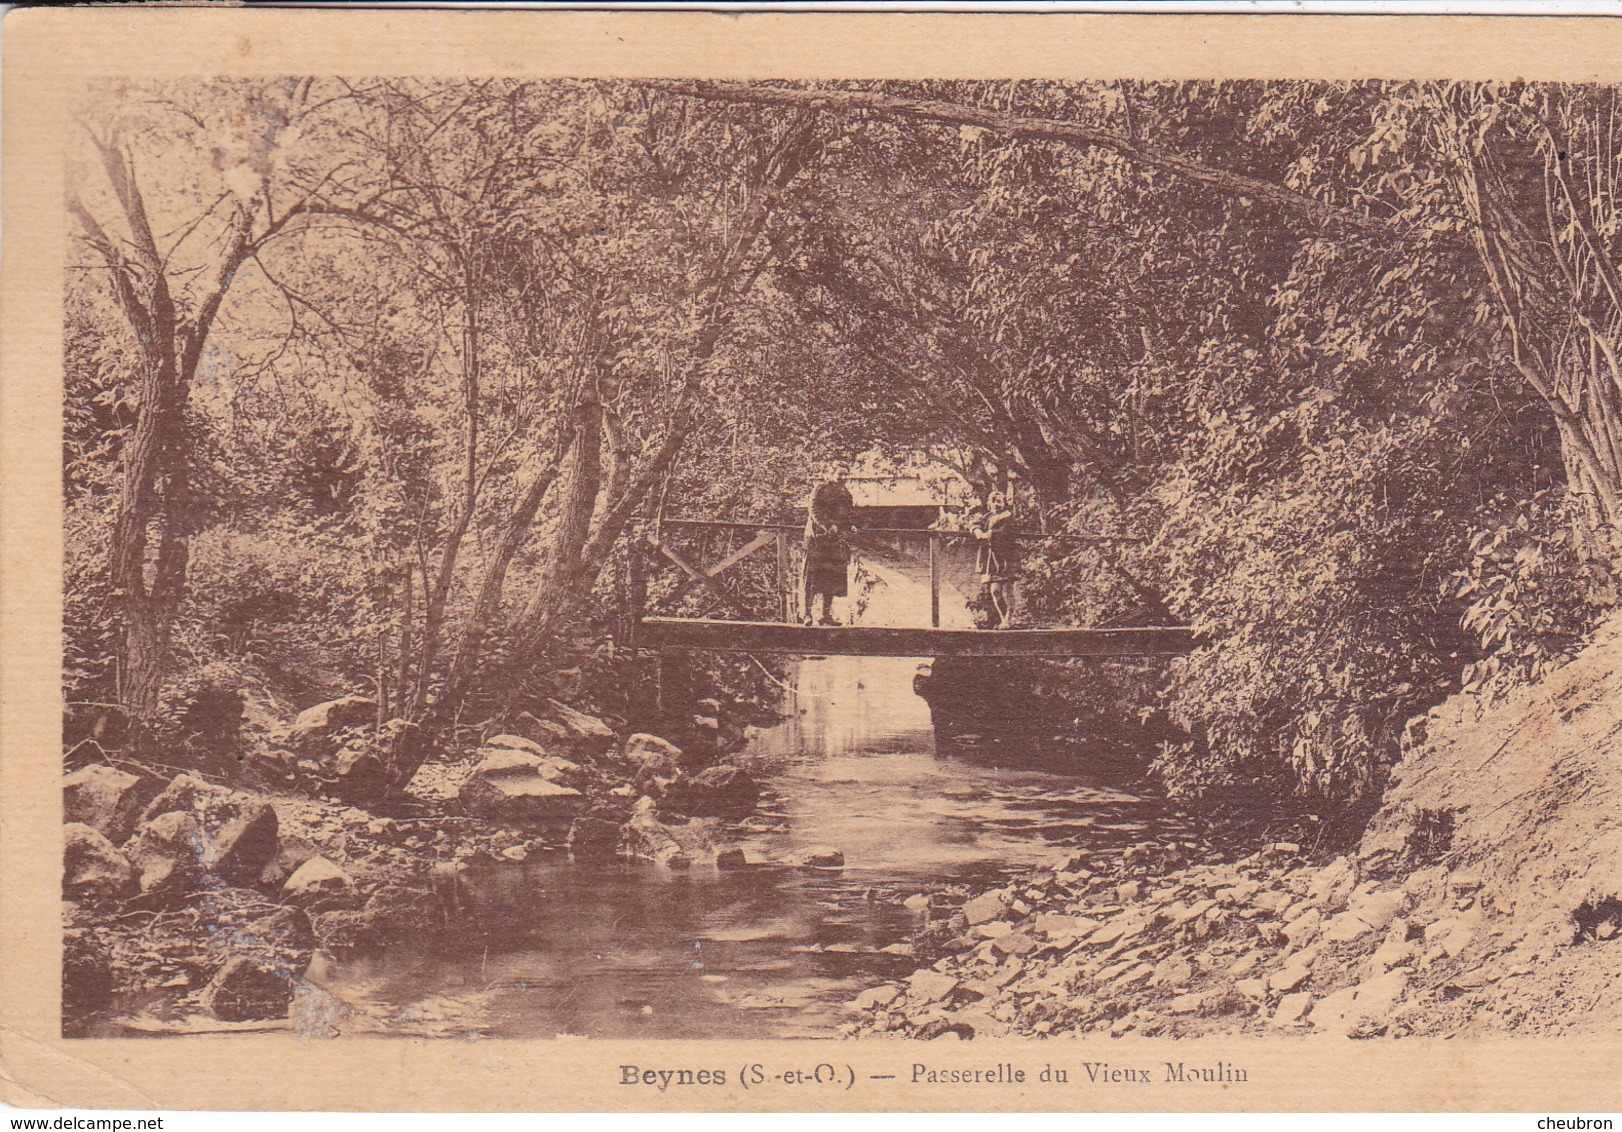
{"left": 63, "top": 77, "right": 1621, "bottom": 810}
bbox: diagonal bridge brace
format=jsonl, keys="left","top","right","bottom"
{"left": 646, "top": 531, "right": 774, "bottom": 620}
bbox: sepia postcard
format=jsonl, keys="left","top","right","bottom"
{"left": 4, "top": 5, "right": 1622, "bottom": 1113}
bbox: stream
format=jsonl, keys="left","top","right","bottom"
{"left": 314, "top": 559, "right": 1187, "bottom": 1038}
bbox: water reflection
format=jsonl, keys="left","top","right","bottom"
{"left": 316, "top": 552, "right": 1174, "bottom": 1038}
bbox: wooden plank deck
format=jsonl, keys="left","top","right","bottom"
{"left": 635, "top": 617, "right": 1198, "bottom": 657}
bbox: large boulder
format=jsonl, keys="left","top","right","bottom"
{"left": 136, "top": 772, "right": 227, "bottom": 828}
{"left": 310, "top": 884, "right": 441, "bottom": 954}
{"left": 617, "top": 799, "right": 735, "bottom": 869}
{"left": 620, "top": 808, "right": 695, "bottom": 869}
{"left": 484, "top": 734, "right": 549, "bottom": 758}
{"left": 458, "top": 750, "right": 585, "bottom": 824}
{"left": 534, "top": 756, "right": 588, "bottom": 790}
{"left": 208, "top": 799, "right": 280, "bottom": 886}
{"left": 471, "top": 746, "right": 588, "bottom": 790}
{"left": 517, "top": 700, "right": 616, "bottom": 762}
{"left": 622, "top": 733, "right": 683, "bottom": 778}
{"left": 198, "top": 955, "right": 295, "bottom": 1022}
{"left": 62, "top": 765, "right": 153, "bottom": 844}
{"left": 683, "top": 714, "right": 726, "bottom": 766}
{"left": 287, "top": 695, "right": 377, "bottom": 760}
{"left": 358, "top": 884, "right": 443, "bottom": 945}
{"left": 124, "top": 811, "right": 208, "bottom": 898}
{"left": 134, "top": 775, "right": 279, "bottom": 886}
{"left": 290, "top": 694, "right": 378, "bottom": 735}
{"left": 63, "top": 823, "right": 137, "bottom": 901}
{"left": 328, "top": 742, "right": 391, "bottom": 806}
{"left": 659, "top": 765, "right": 760, "bottom": 818}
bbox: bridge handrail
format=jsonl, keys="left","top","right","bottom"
{"left": 631, "top": 516, "right": 1145, "bottom": 544}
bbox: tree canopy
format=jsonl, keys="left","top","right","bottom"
{"left": 66, "top": 77, "right": 1621, "bottom": 806}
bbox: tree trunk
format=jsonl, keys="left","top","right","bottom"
{"left": 73, "top": 119, "right": 290, "bottom": 734}
{"left": 1439, "top": 90, "right": 1622, "bottom": 549}
{"left": 118, "top": 602, "right": 173, "bottom": 728}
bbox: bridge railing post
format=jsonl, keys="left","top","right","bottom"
{"left": 776, "top": 530, "right": 791, "bottom": 624}
{"left": 929, "top": 532, "right": 941, "bottom": 628}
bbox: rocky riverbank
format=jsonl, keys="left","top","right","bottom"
{"left": 845, "top": 618, "right": 1622, "bottom": 1040}
{"left": 61, "top": 694, "right": 777, "bottom": 1036}
{"left": 63, "top": 615, "right": 1622, "bottom": 1040}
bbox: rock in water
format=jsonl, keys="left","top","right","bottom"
{"left": 787, "top": 845, "right": 845, "bottom": 869}
{"left": 567, "top": 815, "right": 622, "bottom": 860}
{"left": 199, "top": 956, "right": 295, "bottom": 1022}
{"left": 353, "top": 884, "right": 443, "bottom": 947}
{"left": 458, "top": 750, "right": 586, "bottom": 824}
{"left": 124, "top": 810, "right": 208, "bottom": 898}
{"left": 620, "top": 809, "right": 695, "bottom": 869}
{"left": 62, "top": 765, "right": 151, "bottom": 843}
{"left": 659, "top": 765, "right": 760, "bottom": 818}
{"left": 204, "top": 902, "right": 317, "bottom": 982}
{"left": 63, "top": 823, "right": 137, "bottom": 901}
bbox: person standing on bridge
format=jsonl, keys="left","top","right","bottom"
{"left": 973, "top": 494, "right": 1021, "bottom": 629}
{"left": 803, "top": 470, "right": 858, "bottom": 626}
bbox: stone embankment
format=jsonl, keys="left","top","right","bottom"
{"left": 846, "top": 844, "right": 1502, "bottom": 1040}
{"left": 849, "top": 618, "right": 1622, "bottom": 1041}
{"left": 62, "top": 694, "right": 768, "bottom": 1035}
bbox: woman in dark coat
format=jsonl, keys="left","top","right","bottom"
{"left": 803, "top": 474, "right": 856, "bottom": 626}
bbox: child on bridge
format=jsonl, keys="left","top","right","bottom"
{"left": 974, "top": 495, "right": 1021, "bottom": 629}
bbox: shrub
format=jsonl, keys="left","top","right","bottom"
{"left": 1453, "top": 488, "right": 1615, "bottom": 700}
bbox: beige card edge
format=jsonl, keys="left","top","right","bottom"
{"left": 4, "top": 7, "right": 1622, "bottom": 1113}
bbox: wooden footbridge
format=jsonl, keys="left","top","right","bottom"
{"left": 627, "top": 518, "right": 1196, "bottom": 658}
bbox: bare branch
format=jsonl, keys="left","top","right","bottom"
{"left": 647, "top": 79, "right": 1402, "bottom": 240}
